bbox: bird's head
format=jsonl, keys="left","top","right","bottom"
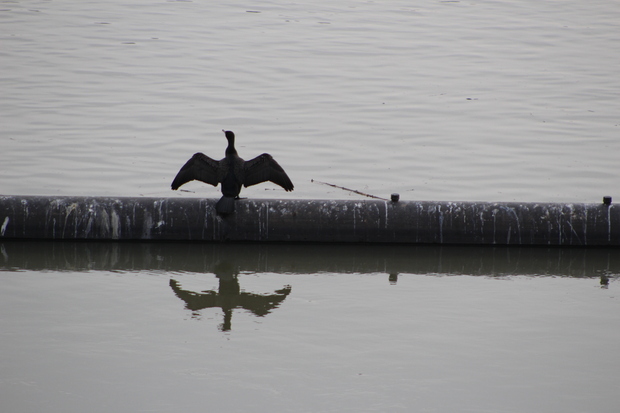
{"left": 222, "top": 130, "right": 235, "bottom": 141}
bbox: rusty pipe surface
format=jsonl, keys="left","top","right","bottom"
{"left": 0, "top": 195, "right": 618, "bottom": 246}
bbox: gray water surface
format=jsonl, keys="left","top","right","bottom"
{"left": 2, "top": 0, "right": 619, "bottom": 202}
{"left": 1, "top": 242, "right": 619, "bottom": 413}
{"left": 2, "top": 1, "right": 620, "bottom": 411}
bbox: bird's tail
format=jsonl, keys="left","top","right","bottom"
{"left": 216, "top": 196, "right": 235, "bottom": 215}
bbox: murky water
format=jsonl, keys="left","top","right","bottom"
{"left": 2, "top": 1, "right": 620, "bottom": 411}
{"left": 2, "top": 0, "right": 619, "bottom": 203}
{"left": 2, "top": 242, "right": 620, "bottom": 413}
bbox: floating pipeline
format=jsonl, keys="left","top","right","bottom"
{"left": 0, "top": 195, "right": 618, "bottom": 246}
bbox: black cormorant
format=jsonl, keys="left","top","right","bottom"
{"left": 171, "top": 130, "right": 294, "bottom": 214}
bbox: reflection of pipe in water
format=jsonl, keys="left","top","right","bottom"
{"left": 2, "top": 242, "right": 620, "bottom": 281}
{"left": 169, "top": 260, "right": 291, "bottom": 331}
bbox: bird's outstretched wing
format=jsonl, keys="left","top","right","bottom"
{"left": 171, "top": 152, "right": 220, "bottom": 190}
{"left": 243, "top": 153, "right": 294, "bottom": 191}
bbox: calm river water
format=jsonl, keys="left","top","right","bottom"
{"left": 2, "top": 0, "right": 619, "bottom": 202}
{"left": 2, "top": 242, "right": 620, "bottom": 413}
{"left": 2, "top": 1, "right": 620, "bottom": 412}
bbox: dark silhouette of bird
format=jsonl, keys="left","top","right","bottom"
{"left": 171, "top": 130, "right": 294, "bottom": 214}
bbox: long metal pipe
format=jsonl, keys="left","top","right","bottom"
{"left": 0, "top": 195, "right": 618, "bottom": 246}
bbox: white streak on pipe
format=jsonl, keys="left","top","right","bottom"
{"left": 608, "top": 205, "right": 613, "bottom": 242}
{"left": 1, "top": 216, "right": 9, "bottom": 236}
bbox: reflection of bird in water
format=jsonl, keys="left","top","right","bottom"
{"left": 600, "top": 274, "right": 610, "bottom": 288}
{"left": 171, "top": 130, "right": 294, "bottom": 215}
{"left": 169, "top": 260, "right": 292, "bottom": 331}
